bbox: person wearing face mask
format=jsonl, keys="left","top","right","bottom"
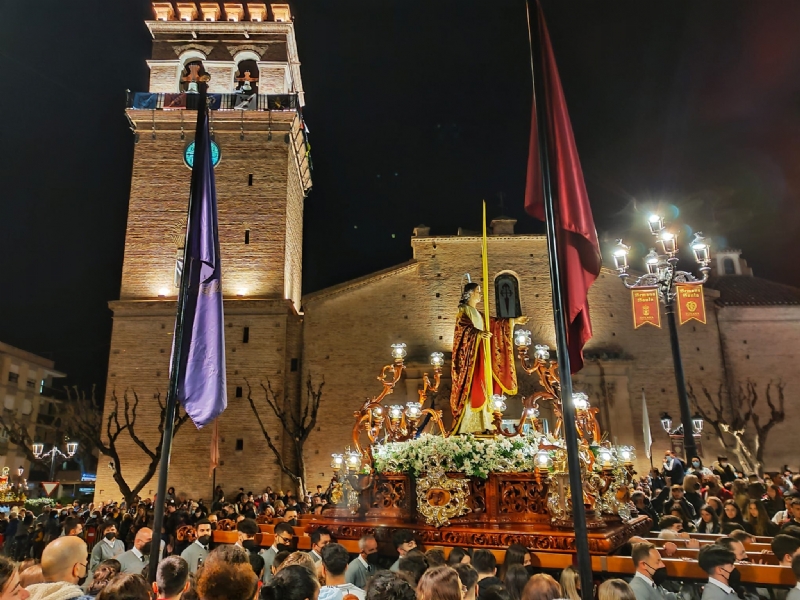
{"left": 629, "top": 542, "right": 679, "bottom": 600}
{"left": 259, "top": 522, "right": 295, "bottom": 584}
{"left": 698, "top": 544, "right": 739, "bottom": 600}
{"left": 25, "top": 536, "right": 92, "bottom": 600}
{"left": 115, "top": 527, "right": 154, "bottom": 574}
{"left": 88, "top": 522, "right": 125, "bottom": 574}
{"left": 344, "top": 535, "right": 379, "bottom": 589}
{"left": 180, "top": 519, "right": 211, "bottom": 574}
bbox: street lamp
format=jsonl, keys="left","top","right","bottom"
{"left": 613, "top": 215, "right": 711, "bottom": 460}
{"left": 31, "top": 440, "right": 78, "bottom": 481}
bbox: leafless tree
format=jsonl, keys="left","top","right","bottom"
{"left": 246, "top": 376, "right": 323, "bottom": 497}
{"left": 0, "top": 414, "right": 39, "bottom": 464}
{"left": 65, "top": 386, "right": 190, "bottom": 505}
{"left": 688, "top": 379, "right": 785, "bottom": 476}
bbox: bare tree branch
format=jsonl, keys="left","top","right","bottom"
{"left": 246, "top": 375, "right": 325, "bottom": 496}
{"left": 64, "top": 387, "right": 189, "bottom": 504}
{"left": 688, "top": 378, "right": 785, "bottom": 476}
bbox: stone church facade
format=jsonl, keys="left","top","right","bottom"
{"left": 95, "top": 2, "right": 800, "bottom": 502}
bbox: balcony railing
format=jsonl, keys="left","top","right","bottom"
{"left": 126, "top": 91, "right": 300, "bottom": 112}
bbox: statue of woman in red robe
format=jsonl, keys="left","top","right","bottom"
{"left": 450, "top": 282, "right": 524, "bottom": 434}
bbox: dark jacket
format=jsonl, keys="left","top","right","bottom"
{"left": 478, "top": 577, "right": 504, "bottom": 600}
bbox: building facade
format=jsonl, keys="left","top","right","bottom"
{"left": 0, "top": 342, "right": 66, "bottom": 479}
{"left": 96, "top": 2, "right": 800, "bottom": 502}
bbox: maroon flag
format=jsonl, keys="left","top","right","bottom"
{"left": 524, "top": 0, "right": 601, "bottom": 373}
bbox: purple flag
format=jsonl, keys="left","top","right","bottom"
{"left": 173, "top": 94, "right": 227, "bottom": 428}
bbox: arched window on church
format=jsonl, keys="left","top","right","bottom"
{"left": 723, "top": 258, "right": 736, "bottom": 275}
{"left": 234, "top": 59, "right": 259, "bottom": 95}
{"left": 495, "top": 273, "right": 522, "bottom": 319}
{"left": 180, "top": 60, "right": 207, "bottom": 93}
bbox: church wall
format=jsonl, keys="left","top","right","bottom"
{"left": 95, "top": 299, "right": 299, "bottom": 503}
{"left": 301, "top": 235, "right": 728, "bottom": 486}
{"left": 716, "top": 305, "right": 800, "bottom": 471}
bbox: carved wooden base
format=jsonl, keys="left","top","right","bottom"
{"left": 308, "top": 515, "right": 652, "bottom": 555}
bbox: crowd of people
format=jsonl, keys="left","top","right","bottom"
{"left": 0, "top": 454, "right": 796, "bottom": 600}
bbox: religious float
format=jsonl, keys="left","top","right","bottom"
{"left": 308, "top": 277, "right": 651, "bottom": 554}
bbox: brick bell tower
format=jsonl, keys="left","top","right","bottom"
{"left": 95, "top": 2, "right": 311, "bottom": 502}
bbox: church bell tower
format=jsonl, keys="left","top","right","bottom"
{"left": 95, "top": 2, "right": 311, "bottom": 501}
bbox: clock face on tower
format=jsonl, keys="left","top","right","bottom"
{"left": 184, "top": 140, "right": 221, "bottom": 168}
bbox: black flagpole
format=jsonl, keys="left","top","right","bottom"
{"left": 526, "top": 3, "right": 594, "bottom": 597}
{"left": 147, "top": 83, "right": 209, "bottom": 583}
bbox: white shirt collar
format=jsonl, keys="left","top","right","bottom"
{"left": 311, "top": 549, "right": 321, "bottom": 559}
{"left": 358, "top": 555, "right": 369, "bottom": 569}
{"left": 194, "top": 540, "right": 208, "bottom": 549}
{"left": 795, "top": 583, "right": 800, "bottom": 591}
{"left": 634, "top": 571, "right": 655, "bottom": 587}
{"left": 103, "top": 537, "right": 117, "bottom": 548}
{"left": 131, "top": 547, "right": 144, "bottom": 560}
{"left": 707, "top": 577, "right": 734, "bottom": 595}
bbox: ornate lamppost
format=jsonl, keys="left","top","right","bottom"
{"left": 612, "top": 214, "right": 711, "bottom": 460}
{"left": 660, "top": 412, "right": 705, "bottom": 458}
{"left": 32, "top": 439, "right": 78, "bottom": 481}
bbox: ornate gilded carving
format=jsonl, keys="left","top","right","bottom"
{"left": 416, "top": 462, "right": 470, "bottom": 527}
{"left": 498, "top": 478, "right": 548, "bottom": 515}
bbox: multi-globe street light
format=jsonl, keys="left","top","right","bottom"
{"left": 612, "top": 215, "right": 711, "bottom": 460}
{"left": 32, "top": 440, "right": 78, "bottom": 481}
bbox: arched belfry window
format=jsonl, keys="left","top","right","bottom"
{"left": 495, "top": 273, "right": 522, "bottom": 318}
{"left": 180, "top": 60, "right": 207, "bottom": 93}
{"left": 234, "top": 59, "right": 259, "bottom": 95}
{"left": 723, "top": 258, "right": 736, "bottom": 275}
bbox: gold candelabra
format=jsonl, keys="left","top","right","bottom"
{"left": 352, "top": 344, "right": 447, "bottom": 461}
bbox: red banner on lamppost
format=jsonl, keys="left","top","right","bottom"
{"left": 676, "top": 283, "right": 707, "bottom": 325}
{"left": 631, "top": 287, "right": 661, "bottom": 329}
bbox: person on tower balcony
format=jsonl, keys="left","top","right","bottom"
{"left": 449, "top": 282, "right": 525, "bottom": 435}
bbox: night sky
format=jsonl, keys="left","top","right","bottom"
{"left": 2, "top": 1, "right": 800, "bottom": 391}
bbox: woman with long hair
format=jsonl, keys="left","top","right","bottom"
{"left": 447, "top": 547, "right": 471, "bottom": 566}
{"left": 505, "top": 565, "right": 531, "bottom": 600}
{"left": 706, "top": 496, "right": 723, "bottom": 516}
{"left": 500, "top": 544, "right": 531, "bottom": 579}
{"left": 763, "top": 483, "right": 784, "bottom": 518}
{"left": 696, "top": 504, "right": 721, "bottom": 534}
{"left": 682, "top": 475, "right": 704, "bottom": 516}
{"left": 598, "top": 579, "right": 636, "bottom": 600}
{"left": 731, "top": 479, "right": 749, "bottom": 512}
{"left": 522, "top": 574, "right": 560, "bottom": 600}
{"left": 558, "top": 566, "right": 580, "bottom": 600}
{"left": 721, "top": 499, "right": 753, "bottom": 534}
{"left": 745, "top": 500, "right": 779, "bottom": 536}
{"left": 416, "top": 566, "right": 462, "bottom": 600}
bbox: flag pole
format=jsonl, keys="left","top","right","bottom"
{"left": 147, "top": 83, "right": 209, "bottom": 583}
{"left": 481, "top": 201, "right": 493, "bottom": 409}
{"left": 526, "top": 2, "right": 593, "bottom": 597}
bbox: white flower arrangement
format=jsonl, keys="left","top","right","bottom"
{"left": 373, "top": 433, "right": 545, "bottom": 479}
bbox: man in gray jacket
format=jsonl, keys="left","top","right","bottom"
{"left": 698, "top": 544, "right": 739, "bottom": 600}
{"left": 628, "top": 542, "right": 679, "bottom": 600}
{"left": 116, "top": 528, "right": 154, "bottom": 575}
{"left": 180, "top": 519, "right": 211, "bottom": 574}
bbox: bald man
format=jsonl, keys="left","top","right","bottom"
{"left": 26, "top": 536, "right": 92, "bottom": 600}
{"left": 116, "top": 527, "right": 155, "bottom": 574}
